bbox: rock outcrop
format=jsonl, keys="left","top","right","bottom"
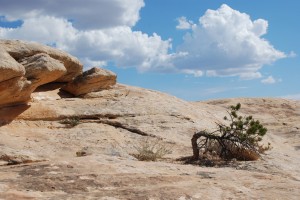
{"left": 0, "top": 40, "right": 83, "bottom": 82}
{"left": 20, "top": 53, "right": 67, "bottom": 86}
{"left": 0, "top": 39, "right": 83, "bottom": 107}
{"left": 0, "top": 48, "right": 25, "bottom": 82}
{"left": 62, "top": 67, "right": 117, "bottom": 96}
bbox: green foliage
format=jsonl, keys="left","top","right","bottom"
{"left": 132, "top": 139, "right": 172, "bottom": 161}
{"left": 221, "top": 103, "right": 267, "bottom": 147}
{"left": 192, "top": 103, "right": 269, "bottom": 161}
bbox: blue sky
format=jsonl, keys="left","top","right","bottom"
{"left": 0, "top": 0, "right": 299, "bottom": 101}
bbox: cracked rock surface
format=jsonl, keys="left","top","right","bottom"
{"left": 0, "top": 82, "right": 299, "bottom": 199}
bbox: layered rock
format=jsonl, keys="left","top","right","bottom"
{"left": 0, "top": 48, "right": 29, "bottom": 106}
{"left": 0, "top": 48, "right": 25, "bottom": 82}
{"left": 0, "top": 40, "right": 83, "bottom": 82}
{"left": 0, "top": 39, "right": 83, "bottom": 107}
{"left": 62, "top": 67, "right": 117, "bottom": 96}
{"left": 20, "top": 53, "right": 67, "bottom": 86}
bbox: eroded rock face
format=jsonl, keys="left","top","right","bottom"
{"left": 0, "top": 39, "right": 83, "bottom": 107}
{"left": 62, "top": 67, "right": 117, "bottom": 96}
{"left": 20, "top": 53, "right": 67, "bottom": 86}
{"left": 0, "top": 49, "right": 25, "bottom": 82}
{"left": 0, "top": 77, "right": 31, "bottom": 107}
{"left": 0, "top": 40, "right": 83, "bottom": 82}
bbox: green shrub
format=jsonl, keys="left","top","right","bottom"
{"left": 192, "top": 103, "right": 269, "bottom": 161}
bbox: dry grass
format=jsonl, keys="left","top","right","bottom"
{"left": 132, "top": 139, "right": 172, "bottom": 161}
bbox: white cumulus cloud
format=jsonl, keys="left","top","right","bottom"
{"left": 0, "top": 15, "right": 172, "bottom": 71}
{"left": 0, "top": 0, "right": 177, "bottom": 71}
{"left": 173, "top": 4, "right": 286, "bottom": 79}
{"left": 0, "top": 0, "right": 144, "bottom": 29}
{"left": 261, "top": 76, "right": 281, "bottom": 84}
{"left": 176, "top": 17, "right": 195, "bottom": 30}
{"left": 0, "top": 3, "right": 287, "bottom": 78}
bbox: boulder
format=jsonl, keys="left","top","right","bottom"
{"left": 0, "top": 39, "right": 83, "bottom": 107}
{"left": 0, "top": 49, "right": 25, "bottom": 82}
{"left": 62, "top": 67, "right": 117, "bottom": 96}
{"left": 0, "top": 77, "right": 31, "bottom": 107}
{"left": 0, "top": 48, "right": 29, "bottom": 107}
{"left": 0, "top": 39, "right": 83, "bottom": 82}
{"left": 20, "top": 53, "right": 67, "bottom": 86}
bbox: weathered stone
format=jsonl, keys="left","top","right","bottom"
{"left": 0, "top": 39, "right": 83, "bottom": 82}
{"left": 0, "top": 49, "right": 25, "bottom": 82}
{"left": 0, "top": 77, "right": 31, "bottom": 107}
{"left": 20, "top": 53, "right": 67, "bottom": 86}
{"left": 0, "top": 39, "right": 83, "bottom": 107}
{"left": 62, "top": 67, "right": 117, "bottom": 96}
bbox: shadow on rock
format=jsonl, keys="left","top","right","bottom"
{"left": 0, "top": 104, "right": 30, "bottom": 126}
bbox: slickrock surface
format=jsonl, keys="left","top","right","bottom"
{"left": 0, "top": 84, "right": 299, "bottom": 200}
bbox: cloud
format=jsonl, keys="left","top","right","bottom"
{"left": 261, "top": 76, "right": 280, "bottom": 84}
{"left": 206, "top": 69, "right": 262, "bottom": 80}
{"left": 281, "top": 94, "right": 300, "bottom": 100}
{"left": 181, "top": 69, "right": 203, "bottom": 77}
{"left": 0, "top": 15, "right": 173, "bottom": 70}
{"left": 288, "top": 51, "right": 297, "bottom": 58}
{"left": 176, "top": 17, "right": 194, "bottom": 30}
{"left": 261, "top": 75, "right": 283, "bottom": 84}
{"left": 173, "top": 4, "right": 286, "bottom": 79}
{"left": 0, "top": 3, "right": 287, "bottom": 78}
{"left": 0, "top": 0, "right": 180, "bottom": 72}
{"left": 204, "top": 86, "right": 248, "bottom": 95}
{"left": 0, "top": 0, "right": 145, "bottom": 29}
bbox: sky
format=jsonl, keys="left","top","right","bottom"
{"left": 0, "top": 0, "right": 299, "bottom": 101}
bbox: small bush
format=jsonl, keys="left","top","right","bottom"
{"left": 76, "top": 147, "right": 91, "bottom": 157}
{"left": 60, "top": 117, "right": 80, "bottom": 128}
{"left": 192, "top": 103, "right": 269, "bottom": 161}
{"left": 132, "top": 139, "right": 172, "bottom": 161}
